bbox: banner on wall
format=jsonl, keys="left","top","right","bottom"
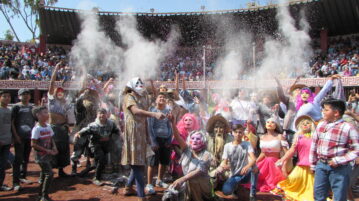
{"left": 0, "top": 77, "right": 358, "bottom": 90}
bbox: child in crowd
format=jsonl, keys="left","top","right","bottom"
{"left": 74, "top": 108, "right": 120, "bottom": 186}
{"left": 216, "top": 124, "right": 257, "bottom": 201}
{"left": 310, "top": 98, "right": 359, "bottom": 201}
{"left": 31, "top": 106, "right": 58, "bottom": 201}
{"left": 146, "top": 93, "right": 172, "bottom": 194}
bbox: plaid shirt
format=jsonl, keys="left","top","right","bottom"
{"left": 309, "top": 119, "right": 359, "bottom": 170}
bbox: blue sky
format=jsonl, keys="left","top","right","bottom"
{"left": 0, "top": 0, "right": 269, "bottom": 41}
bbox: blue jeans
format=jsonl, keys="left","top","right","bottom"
{"left": 222, "top": 172, "right": 251, "bottom": 195}
{"left": 314, "top": 161, "right": 350, "bottom": 201}
{"left": 126, "top": 165, "right": 145, "bottom": 198}
{"left": 250, "top": 169, "right": 258, "bottom": 197}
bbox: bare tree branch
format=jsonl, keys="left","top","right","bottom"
{"left": 0, "top": 6, "right": 20, "bottom": 41}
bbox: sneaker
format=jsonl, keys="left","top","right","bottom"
{"left": 92, "top": 179, "right": 104, "bottom": 186}
{"left": 0, "top": 185, "right": 12, "bottom": 191}
{"left": 145, "top": 184, "right": 156, "bottom": 195}
{"left": 155, "top": 180, "right": 169, "bottom": 188}
{"left": 13, "top": 184, "right": 21, "bottom": 191}
{"left": 20, "top": 178, "right": 33, "bottom": 184}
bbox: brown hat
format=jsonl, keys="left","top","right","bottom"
{"left": 295, "top": 115, "right": 315, "bottom": 130}
{"left": 289, "top": 84, "right": 307, "bottom": 93}
{"left": 206, "top": 114, "right": 230, "bottom": 134}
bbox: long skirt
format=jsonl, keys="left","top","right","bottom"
{"left": 272, "top": 165, "right": 314, "bottom": 201}
{"left": 257, "top": 156, "right": 285, "bottom": 192}
{"left": 51, "top": 124, "right": 70, "bottom": 168}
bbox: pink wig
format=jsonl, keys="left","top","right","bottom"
{"left": 295, "top": 88, "right": 315, "bottom": 111}
{"left": 176, "top": 113, "right": 200, "bottom": 141}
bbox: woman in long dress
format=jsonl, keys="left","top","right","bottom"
{"left": 121, "top": 77, "right": 165, "bottom": 201}
{"left": 256, "top": 118, "right": 288, "bottom": 192}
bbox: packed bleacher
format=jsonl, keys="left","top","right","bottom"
{"left": 1, "top": 34, "right": 358, "bottom": 82}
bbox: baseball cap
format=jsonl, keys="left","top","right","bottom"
{"left": 18, "top": 88, "right": 31, "bottom": 96}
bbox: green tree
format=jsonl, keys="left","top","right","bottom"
{"left": 0, "top": 0, "right": 57, "bottom": 41}
{"left": 4, "top": 29, "right": 14, "bottom": 41}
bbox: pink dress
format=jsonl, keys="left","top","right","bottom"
{"left": 257, "top": 140, "right": 285, "bottom": 192}
{"left": 273, "top": 135, "right": 315, "bottom": 201}
{"left": 296, "top": 135, "right": 312, "bottom": 166}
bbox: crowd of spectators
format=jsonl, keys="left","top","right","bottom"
{"left": 309, "top": 35, "right": 359, "bottom": 78}
{"left": 0, "top": 34, "right": 358, "bottom": 82}
{"left": 0, "top": 42, "right": 69, "bottom": 81}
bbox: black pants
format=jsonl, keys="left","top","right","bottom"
{"left": 91, "top": 142, "right": 110, "bottom": 180}
{"left": 0, "top": 144, "right": 11, "bottom": 186}
{"left": 13, "top": 138, "right": 32, "bottom": 185}
{"left": 71, "top": 136, "right": 90, "bottom": 162}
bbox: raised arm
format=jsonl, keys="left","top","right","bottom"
{"left": 103, "top": 78, "right": 114, "bottom": 92}
{"left": 150, "top": 80, "right": 158, "bottom": 98}
{"left": 173, "top": 72, "right": 180, "bottom": 100}
{"left": 274, "top": 77, "right": 289, "bottom": 105}
{"left": 313, "top": 76, "right": 340, "bottom": 104}
{"left": 171, "top": 117, "right": 187, "bottom": 151}
{"left": 48, "top": 62, "right": 62, "bottom": 96}
{"left": 182, "top": 75, "right": 186, "bottom": 91}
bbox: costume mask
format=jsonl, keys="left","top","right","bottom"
{"left": 213, "top": 121, "right": 225, "bottom": 136}
{"left": 126, "top": 77, "right": 145, "bottom": 96}
{"left": 184, "top": 116, "right": 194, "bottom": 130}
{"left": 190, "top": 132, "right": 205, "bottom": 151}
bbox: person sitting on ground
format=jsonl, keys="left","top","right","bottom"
{"left": 215, "top": 123, "right": 257, "bottom": 201}
{"left": 170, "top": 117, "right": 213, "bottom": 201}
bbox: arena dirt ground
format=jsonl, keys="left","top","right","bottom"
{"left": 1, "top": 146, "right": 358, "bottom": 201}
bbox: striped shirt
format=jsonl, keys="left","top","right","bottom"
{"left": 309, "top": 119, "right": 359, "bottom": 170}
